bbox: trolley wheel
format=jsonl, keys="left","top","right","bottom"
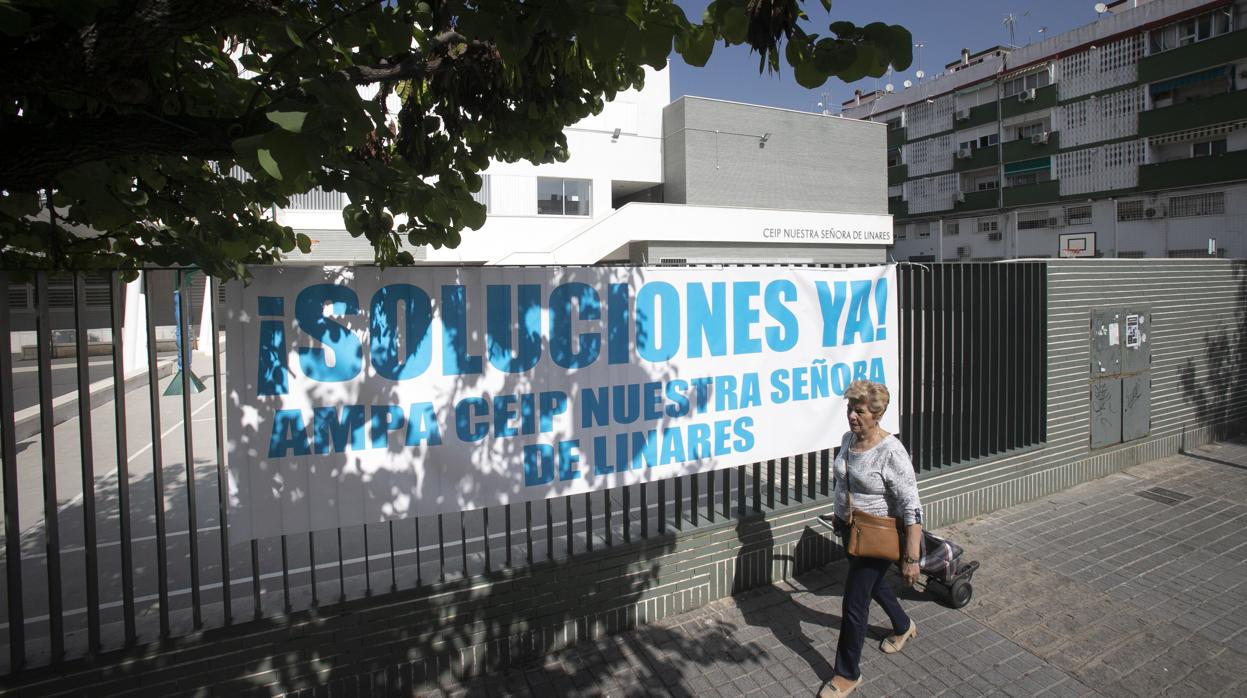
{"left": 949, "top": 578, "right": 973, "bottom": 608}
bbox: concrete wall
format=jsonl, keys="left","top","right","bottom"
{"left": 663, "top": 97, "right": 887, "bottom": 215}
{"left": 8, "top": 260, "right": 1245, "bottom": 696}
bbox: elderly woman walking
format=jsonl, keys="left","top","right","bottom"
{"left": 819, "top": 380, "right": 924, "bottom": 698}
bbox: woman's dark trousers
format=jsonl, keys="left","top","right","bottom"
{"left": 834, "top": 554, "right": 911, "bottom": 680}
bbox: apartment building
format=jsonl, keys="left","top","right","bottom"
{"left": 843, "top": 0, "right": 1247, "bottom": 260}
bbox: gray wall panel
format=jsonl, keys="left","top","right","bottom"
{"left": 662, "top": 97, "right": 887, "bottom": 214}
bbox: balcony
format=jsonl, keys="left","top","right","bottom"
{"left": 954, "top": 189, "right": 998, "bottom": 213}
{"left": 1138, "top": 89, "right": 1247, "bottom": 137}
{"left": 1003, "top": 180, "right": 1060, "bottom": 207}
{"left": 1138, "top": 149, "right": 1247, "bottom": 190}
{"left": 955, "top": 102, "right": 999, "bottom": 130}
{"left": 1000, "top": 84, "right": 1057, "bottom": 119}
{"left": 887, "top": 127, "right": 907, "bottom": 149}
{"left": 888, "top": 164, "right": 908, "bottom": 186}
{"left": 888, "top": 197, "right": 908, "bottom": 218}
{"left": 1138, "top": 30, "right": 1247, "bottom": 82}
{"left": 954, "top": 146, "right": 999, "bottom": 172}
{"left": 1002, "top": 131, "right": 1060, "bottom": 162}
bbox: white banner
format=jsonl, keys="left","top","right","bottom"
{"left": 224, "top": 265, "right": 899, "bottom": 543}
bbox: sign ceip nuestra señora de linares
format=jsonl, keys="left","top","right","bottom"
{"left": 224, "top": 265, "right": 898, "bottom": 542}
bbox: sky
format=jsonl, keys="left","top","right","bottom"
{"left": 670, "top": 0, "right": 1114, "bottom": 112}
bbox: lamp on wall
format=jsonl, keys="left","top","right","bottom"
{"left": 759, "top": 132, "right": 771, "bottom": 147}
{"left": 611, "top": 127, "right": 621, "bottom": 142}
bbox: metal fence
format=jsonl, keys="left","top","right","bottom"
{"left": 0, "top": 263, "right": 1046, "bottom": 674}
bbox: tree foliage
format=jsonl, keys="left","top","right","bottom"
{"left": 0, "top": 0, "right": 910, "bottom": 279}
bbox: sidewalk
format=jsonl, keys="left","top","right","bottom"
{"left": 426, "top": 436, "right": 1247, "bottom": 697}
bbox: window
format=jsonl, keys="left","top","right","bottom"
{"left": 1002, "top": 69, "right": 1051, "bottom": 98}
{"left": 979, "top": 134, "right": 999, "bottom": 149}
{"left": 1065, "top": 205, "right": 1093, "bottom": 226}
{"left": 919, "top": 223, "right": 934, "bottom": 239}
{"left": 958, "top": 139, "right": 976, "bottom": 152}
{"left": 1169, "top": 191, "right": 1225, "bottom": 218}
{"left": 1017, "top": 210, "right": 1053, "bottom": 230}
{"left": 1192, "top": 139, "right": 1227, "bottom": 157}
{"left": 887, "top": 148, "right": 903, "bottom": 167}
{"left": 946, "top": 222, "right": 960, "bottom": 236}
{"left": 895, "top": 226, "right": 907, "bottom": 240}
{"left": 1149, "top": 8, "right": 1232, "bottom": 53}
{"left": 977, "top": 217, "right": 998, "bottom": 233}
{"left": 975, "top": 177, "right": 999, "bottom": 191}
{"left": 1016, "top": 122, "right": 1046, "bottom": 140}
{"left": 1117, "top": 200, "right": 1145, "bottom": 221}
{"left": 886, "top": 117, "right": 903, "bottom": 131}
{"left": 537, "top": 178, "right": 592, "bottom": 216}
{"left": 1006, "top": 171, "right": 1050, "bottom": 187}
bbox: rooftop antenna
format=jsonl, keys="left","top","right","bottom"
{"left": 1003, "top": 11, "right": 1028, "bottom": 47}
{"left": 913, "top": 40, "right": 926, "bottom": 77}
{"left": 1094, "top": 2, "right": 1108, "bottom": 17}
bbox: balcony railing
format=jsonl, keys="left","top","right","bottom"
{"left": 1138, "top": 90, "right": 1247, "bottom": 137}
{"left": 888, "top": 164, "right": 909, "bottom": 185}
{"left": 1002, "top": 131, "right": 1060, "bottom": 162}
{"left": 1138, "top": 29, "right": 1247, "bottom": 83}
{"left": 1000, "top": 84, "right": 1057, "bottom": 120}
{"left": 887, "top": 127, "right": 907, "bottom": 149}
{"left": 954, "top": 146, "right": 999, "bottom": 173}
{"left": 1138, "top": 149, "right": 1247, "bottom": 190}
{"left": 954, "top": 189, "right": 999, "bottom": 212}
{"left": 1003, "top": 180, "right": 1060, "bottom": 207}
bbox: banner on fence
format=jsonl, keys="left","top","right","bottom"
{"left": 224, "top": 265, "right": 898, "bottom": 543}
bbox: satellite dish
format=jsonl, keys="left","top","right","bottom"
{"left": 1094, "top": 2, "right": 1107, "bottom": 13}
{"left": 885, "top": 83, "right": 895, "bottom": 93}
{"left": 903, "top": 79, "right": 913, "bottom": 89}
{"left": 915, "top": 70, "right": 926, "bottom": 79}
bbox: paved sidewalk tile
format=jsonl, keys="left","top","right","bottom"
{"left": 425, "top": 438, "right": 1247, "bottom": 696}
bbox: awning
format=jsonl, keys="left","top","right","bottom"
{"left": 1147, "top": 120, "right": 1247, "bottom": 145}
{"left": 1004, "top": 157, "right": 1051, "bottom": 175}
{"left": 1149, "top": 65, "right": 1229, "bottom": 96}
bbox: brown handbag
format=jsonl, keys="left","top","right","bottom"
{"left": 845, "top": 466, "right": 905, "bottom": 561}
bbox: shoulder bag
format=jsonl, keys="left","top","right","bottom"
{"left": 844, "top": 456, "right": 905, "bottom": 562}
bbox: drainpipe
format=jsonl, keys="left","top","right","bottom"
{"left": 1112, "top": 198, "right": 1119, "bottom": 257}
{"left": 938, "top": 219, "right": 944, "bottom": 261}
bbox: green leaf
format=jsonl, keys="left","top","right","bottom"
{"left": 721, "top": 6, "right": 748, "bottom": 44}
{"left": 793, "top": 57, "right": 829, "bottom": 89}
{"left": 266, "top": 110, "right": 309, "bottom": 133}
{"left": 678, "top": 26, "right": 714, "bottom": 67}
{"left": 284, "top": 24, "right": 305, "bottom": 48}
{"left": 296, "top": 233, "right": 313, "bottom": 253}
{"left": 256, "top": 131, "right": 310, "bottom": 181}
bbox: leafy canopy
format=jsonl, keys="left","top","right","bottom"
{"left": 0, "top": 0, "right": 910, "bottom": 279}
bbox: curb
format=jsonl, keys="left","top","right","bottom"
{"left": 11, "top": 359, "right": 178, "bottom": 442}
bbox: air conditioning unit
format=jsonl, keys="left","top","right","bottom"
{"left": 957, "top": 246, "right": 971, "bottom": 257}
{"left": 988, "top": 232, "right": 1003, "bottom": 240}
{"left": 1030, "top": 131, "right": 1050, "bottom": 145}
{"left": 1017, "top": 88, "right": 1036, "bottom": 103}
{"left": 956, "top": 148, "right": 973, "bottom": 159}
{"left": 1144, "top": 206, "right": 1166, "bottom": 219}
{"left": 955, "top": 109, "right": 972, "bottom": 121}
{"left": 956, "top": 192, "right": 967, "bottom": 203}
{"left": 1047, "top": 217, "right": 1062, "bottom": 228}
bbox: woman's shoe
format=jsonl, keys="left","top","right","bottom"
{"left": 817, "top": 676, "right": 863, "bottom": 697}
{"left": 880, "top": 620, "right": 917, "bottom": 654}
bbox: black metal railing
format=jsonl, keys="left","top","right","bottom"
{"left": 0, "top": 262, "right": 1046, "bottom": 673}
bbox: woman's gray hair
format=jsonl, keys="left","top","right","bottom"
{"left": 843, "top": 380, "right": 890, "bottom": 416}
